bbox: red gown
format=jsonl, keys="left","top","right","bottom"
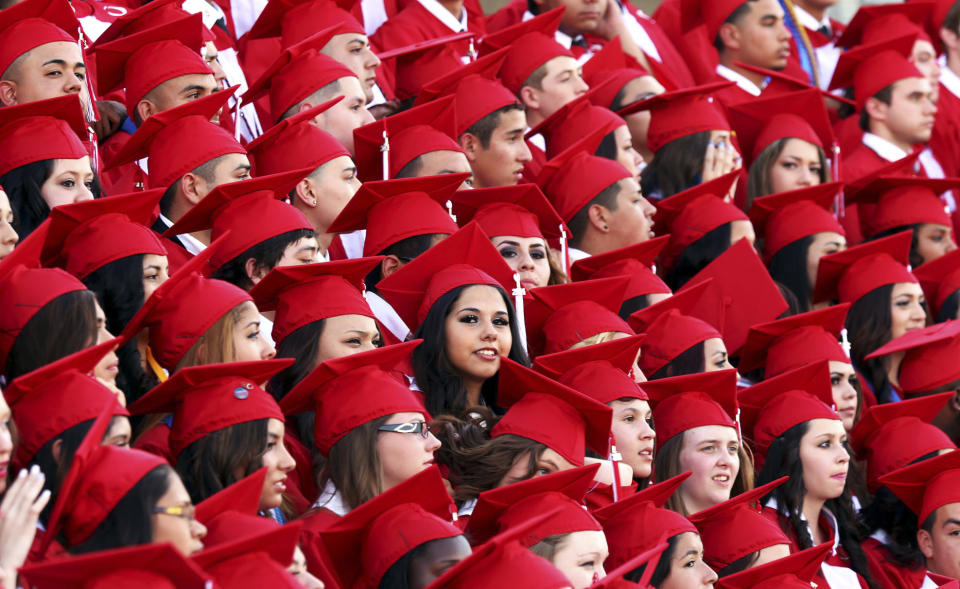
{"left": 862, "top": 536, "right": 928, "bottom": 589}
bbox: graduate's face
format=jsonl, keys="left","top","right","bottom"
{"left": 767, "top": 138, "right": 823, "bottom": 194}
{"left": 550, "top": 530, "right": 608, "bottom": 589}
{"left": 829, "top": 361, "right": 858, "bottom": 432}
{"left": 322, "top": 33, "right": 380, "bottom": 102}
{"left": 533, "top": 56, "right": 588, "bottom": 119}
{"left": 497, "top": 446, "right": 575, "bottom": 487}
{"left": 728, "top": 0, "right": 791, "bottom": 71}
{"left": 376, "top": 411, "right": 441, "bottom": 492}
{"left": 889, "top": 282, "right": 927, "bottom": 341}
{"left": 103, "top": 416, "right": 132, "bottom": 448}
{"left": 315, "top": 76, "right": 374, "bottom": 155}
{"left": 415, "top": 150, "right": 474, "bottom": 189}
{"left": 912, "top": 38, "right": 941, "bottom": 103}
{"left": 538, "top": 0, "right": 608, "bottom": 36}
{"left": 273, "top": 235, "right": 320, "bottom": 271}
{"left": 493, "top": 235, "right": 551, "bottom": 290}
{"left": 0, "top": 41, "right": 89, "bottom": 111}
{"left": 407, "top": 535, "right": 473, "bottom": 589}
{"left": 805, "top": 231, "right": 845, "bottom": 292}
{"left": 619, "top": 76, "right": 665, "bottom": 156}
{"left": 677, "top": 425, "right": 741, "bottom": 514}
{"left": 230, "top": 301, "right": 277, "bottom": 362}
{"left": 702, "top": 338, "right": 733, "bottom": 373}
{"left": 93, "top": 302, "right": 122, "bottom": 403}
{"left": 141, "top": 73, "right": 219, "bottom": 116}
{"left": 605, "top": 177, "right": 656, "bottom": 248}
{"left": 0, "top": 189, "right": 17, "bottom": 262}
{"left": 465, "top": 109, "right": 532, "bottom": 188}
{"left": 40, "top": 156, "right": 95, "bottom": 208}
{"left": 608, "top": 398, "right": 655, "bottom": 479}
{"left": 315, "top": 314, "right": 381, "bottom": 365}
{"left": 920, "top": 502, "right": 960, "bottom": 581}
{"left": 881, "top": 77, "right": 937, "bottom": 145}
{"left": 259, "top": 418, "right": 296, "bottom": 511}
{"left": 151, "top": 471, "right": 206, "bottom": 556}
{"left": 142, "top": 254, "right": 170, "bottom": 303}
{"left": 658, "top": 532, "right": 718, "bottom": 589}
{"left": 798, "top": 418, "right": 849, "bottom": 503}
{"left": 915, "top": 223, "right": 957, "bottom": 265}
{"left": 308, "top": 155, "right": 360, "bottom": 232}
{"left": 443, "top": 285, "right": 512, "bottom": 387}
{"left": 612, "top": 125, "right": 643, "bottom": 181}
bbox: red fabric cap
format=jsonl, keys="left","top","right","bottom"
{"left": 677, "top": 239, "right": 788, "bottom": 354}
{"left": 829, "top": 35, "right": 923, "bottom": 108}
{"left": 732, "top": 62, "right": 857, "bottom": 105}
{"left": 467, "top": 464, "right": 602, "bottom": 546}
{"left": 19, "top": 543, "right": 213, "bottom": 589}
{"left": 690, "top": 477, "right": 791, "bottom": 571}
{"left": 94, "top": 14, "right": 211, "bottom": 114}
{"left": 880, "top": 448, "right": 960, "bottom": 524}
{"left": 866, "top": 319, "right": 960, "bottom": 394}
{"left": 738, "top": 304, "right": 851, "bottom": 377}
{"left": 163, "top": 169, "right": 313, "bottom": 274}
{"left": 326, "top": 173, "right": 465, "bottom": 257}
{"left": 624, "top": 82, "right": 733, "bottom": 153}
{"left": 449, "top": 74, "right": 522, "bottom": 137}
{"left": 0, "top": 94, "right": 88, "bottom": 178}
{"left": 479, "top": 7, "right": 571, "bottom": 94}
{"left": 376, "top": 222, "right": 516, "bottom": 329}
{"left": 92, "top": 0, "right": 215, "bottom": 48}
{"left": 204, "top": 552, "right": 301, "bottom": 588}
{"left": 749, "top": 183, "right": 844, "bottom": 262}
{"left": 353, "top": 95, "right": 461, "bottom": 181}
{"left": 628, "top": 278, "right": 716, "bottom": 333}
{"left": 738, "top": 361, "right": 839, "bottom": 457}
{"left": 813, "top": 230, "right": 917, "bottom": 304}
{"left": 376, "top": 32, "right": 476, "bottom": 101}
{"left": 850, "top": 391, "right": 955, "bottom": 492}
{"left": 242, "top": 31, "right": 357, "bottom": 123}
{"left": 246, "top": 0, "right": 364, "bottom": 48}
{"left": 524, "top": 276, "right": 634, "bottom": 357}
{"left": 593, "top": 472, "right": 696, "bottom": 571}
{"left": 530, "top": 97, "right": 625, "bottom": 160}
{"left": 128, "top": 359, "right": 292, "bottom": 459}
{"left": 105, "top": 88, "right": 244, "bottom": 190}
{"left": 582, "top": 36, "right": 650, "bottom": 108}
{"left": 592, "top": 539, "right": 668, "bottom": 589}
{"left": 633, "top": 301, "right": 723, "bottom": 377}
{"left": 249, "top": 258, "right": 379, "bottom": 345}
{"left": 42, "top": 189, "right": 167, "bottom": 279}
{"left": 492, "top": 357, "right": 613, "bottom": 466}
{"left": 680, "top": 0, "right": 749, "bottom": 42}
{"left": 415, "top": 48, "right": 508, "bottom": 107}
{"left": 538, "top": 149, "right": 632, "bottom": 224}
{"left": 715, "top": 543, "right": 833, "bottom": 589}
{"left": 195, "top": 468, "right": 269, "bottom": 525}
{"left": 316, "top": 466, "right": 460, "bottom": 587}
{"left": 642, "top": 369, "right": 739, "bottom": 446}
{"left": 279, "top": 340, "right": 425, "bottom": 455}
{"left": 197, "top": 512, "right": 299, "bottom": 564}
{"left": 914, "top": 247, "right": 960, "bottom": 317}
{"left": 727, "top": 88, "right": 834, "bottom": 164}
{"left": 535, "top": 333, "right": 647, "bottom": 404}
{"left": 450, "top": 184, "right": 568, "bottom": 240}
{"left": 247, "top": 96, "right": 350, "bottom": 177}
{"left": 0, "top": 0, "right": 79, "bottom": 77}
{"left": 837, "top": 2, "right": 933, "bottom": 47}
{"left": 845, "top": 176, "right": 959, "bottom": 239}
{"left": 5, "top": 337, "right": 128, "bottom": 465}
{"left": 571, "top": 236, "right": 671, "bottom": 299}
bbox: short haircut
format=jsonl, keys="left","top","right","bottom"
{"left": 395, "top": 154, "right": 423, "bottom": 179}
{"left": 210, "top": 228, "right": 317, "bottom": 291}
{"left": 461, "top": 103, "right": 524, "bottom": 149}
{"left": 280, "top": 79, "right": 342, "bottom": 122}
{"left": 567, "top": 180, "right": 622, "bottom": 248}
{"left": 521, "top": 62, "right": 550, "bottom": 93}
{"left": 714, "top": 0, "right": 756, "bottom": 53}
{"left": 159, "top": 154, "right": 228, "bottom": 217}
{"left": 859, "top": 84, "right": 894, "bottom": 132}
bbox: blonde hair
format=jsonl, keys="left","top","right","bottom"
{"left": 174, "top": 301, "right": 252, "bottom": 371}
{"left": 569, "top": 331, "right": 622, "bottom": 350}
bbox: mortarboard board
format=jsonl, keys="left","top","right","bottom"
{"left": 450, "top": 184, "right": 568, "bottom": 241}
{"left": 0, "top": 94, "right": 88, "bottom": 178}
{"left": 748, "top": 182, "right": 844, "bottom": 263}
{"left": 865, "top": 319, "right": 960, "bottom": 394}
{"left": 715, "top": 542, "right": 834, "bottom": 589}
{"left": 914, "top": 247, "right": 960, "bottom": 318}
{"left": 535, "top": 333, "right": 647, "bottom": 404}
{"left": 571, "top": 236, "right": 671, "bottom": 301}
{"left": 813, "top": 230, "right": 917, "bottom": 304}
{"left": 880, "top": 448, "right": 960, "bottom": 525}
{"left": 622, "top": 82, "right": 733, "bottom": 153}
{"left": 246, "top": 96, "right": 349, "bottom": 177}
{"left": 844, "top": 176, "right": 958, "bottom": 240}
{"left": 0, "top": 0, "right": 80, "bottom": 78}
{"left": 641, "top": 369, "right": 739, "bottom": 445}
{"left": 828, "top": 34, "right": 922, "bottom": 108}
{"left": 727, "top": 88, "right": 834, "bottom": 165}
{"left": 537, "top": 148, "right": 633, "bottom": 224}
{"left": 478, "top": 7, "right": 572, "bottom": 95}
{"left": 738, "top": 304, "right": 850, "bottom": 377}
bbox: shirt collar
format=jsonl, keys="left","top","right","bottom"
{"left": 793, "top": 4, "right": 830, "bottom": 32}
{"left": 417, "top": 0, "right": 467, "bottom": 32}
{"left": 862, "top": 132, "right": 909, "bottom": 162}
{"left": 521, "top": 9, "right": 581, "bottom": 50}
{"left": 159, "top": 213, "right": 207, "bottom": 256}
{"left": 716, "top": 64, "right": 763, "bottom": 96}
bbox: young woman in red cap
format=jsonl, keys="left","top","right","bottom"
{"left": 0, "top": 188, "right": 18, "bottom": 262}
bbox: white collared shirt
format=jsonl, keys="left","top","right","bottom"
{"left": 159, "top": 213, "right": 206, "bottom": 256}
{"left": 521, "top": 10, "right": 592, "bottom": 63}
{"left": 716, "top": 64, "right": 762, "bottom": 96}
{"left": 860, "top": 134, "right": 955, "bottom": 209}
{"left": 361, "top": 0, "right": 390, "bottom": 36}
{"left": 365, "top": 290, "right": 411, "bottom": 343}
{"left": 568, "top": 247, "right": 591, "bottom": 262}
{"left": 313, "top": 481, "right": 351, "bottom": 515}
{"left": 861, "top": 132, "right": 909, "bottom": 162}
{"left": 417, "top": 0, "right": 467, "bottom": 32}
{"left": 792, "top": 3, "right": 830, "bottom": 33}
{"left": 620, "top": 7, "right": 660, "bottom": 62}
{"left": 791, "top": 4, "right": 841, "bottom": 90}
{"left": 940, "top": 61, "right": 960, "bottom": 100}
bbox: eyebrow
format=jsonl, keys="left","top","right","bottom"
{"left": 297, "top": 244, "right": 318, "bottom": 254}
{"left": 943, "top": 518, "right": 960, "bottom": 528}
{"left": 505, "top": 128, "right": 525, "bottom": 136}
{"left": 234, "top": 164, "right": 252, "bottom": 173}
{"left": 43, "top": 58, "right": 85, "bottom": 69}
{"left": 495, "top": 240, "right": 521, "bottom": 247}
{"left": 144, "top": 264, "right": 163, "bottom": 271}
{"left": 343, "top": 166, "right": 358, "bottom": 175}
{"left": 245, "top": 321, "right": 260, "bottom": 330}
{"left": 178, "top": 84, "right": 209, "bottom": 95}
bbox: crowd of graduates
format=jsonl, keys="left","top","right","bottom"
{"left": 7, "top": 0, "right": 960, "bottom": 585}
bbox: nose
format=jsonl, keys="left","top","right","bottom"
{"left": 517, "top": 250, "right": 536, "bottom": 272}
{"left": 842, "top": 382, "right": 857, "bottom": 402}
{"left": 191, "top": 519, "right": 207, "bottom": 540}
{"left": 366, "top": 47, "right": 381, "bottom": 69}
{"left": 480, "top": 319, "right": 499, "bottom": 341}
{"left": 517, "top": 139, "right": 533, "bottom": 163}
{"left": 262, "top": 342, "right": 277, "bottom": 360}
{"left": 574, "top": 73, "right": 589, "bottom": 96}
{"left": 701, "top": 561, "right": 719, "bottom": 585}
{"left": 0, "top": 221, "right": 18, "bottom": 248}
{"left": 65, "top": 72, "right": 83, "bottom": 94}
{"left": 425, "top": 430, "right": 442, "bottom": 452}
{"left": 279, "top": 442, "right": 296, "bottom": 472}
{"left": 77, "top": 184, "right": 95, "bottom": 203}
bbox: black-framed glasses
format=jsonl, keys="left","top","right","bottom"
{"left": 153, "top": 504, "right": 197, "bottom": 521}
{"left": 377, "top": 421, "right": 430, "bottom": 439}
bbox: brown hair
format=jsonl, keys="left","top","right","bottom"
{"left": 746, "top": 138, "right": 828, "bottom": 208}
{"left": 547, "top": 248, "right": 568, "bottom": 285}
{"left": 529, "top": 532, "right": 571, "bottom": 561}
{"left": 652, "top": 429, "right": 756, "bottom": 517}
{"left": 317, "top": 415, "right": 390, "bottom": 511}
{"left": 174, "top": 302, "right": 252, "bottom": 371}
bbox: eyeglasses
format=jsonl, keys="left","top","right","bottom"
{"left": 377, "top": 421, "right": 431, "bottom": 439}
{"left": 153, "top": 504, "right": 197, "bottom": 521}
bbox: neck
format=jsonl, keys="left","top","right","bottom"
{"left": 576, "top": 229, "right": 617, "bottom": 258}
{"left": 801, "top": 495, "right": 827, "bottom": 545}
{"left": 949, "top": 52, "right": 960, "bottom": 78}
{"left": 464, "top": 379, "right": 483, "bottom": 408}
{"left": 295, "top": 202, "right": 335, "bottom": 254}
{"left": 191, "top": 229, "right": 212, "bottom": 246}
{"left": 436, "top": 0, "right": 463, "bottom": 19}
{"left": 721, "top": 58, "right": 766, "bottom": 88}
{"left": 883, "top": 351, "right": 905, "bottom": 389}
{"left": 871, "top": 125, "right": 915, "bottom": 154}
{"left": 137, "top": 332, "right": 150, "bottom": 371}
{"left": 794, "top": 1, "right": 827, "bottom": 21}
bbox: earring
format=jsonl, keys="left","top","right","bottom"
{"left": 312, "top": 199, "right": 318, "bottom": 206}
{"left": 603, "top": 225, "right": 609, "bottom": 230}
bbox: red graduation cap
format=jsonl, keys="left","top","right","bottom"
{"left": 653, "top": 170, "right": 745, "bottom": 272}
{"left": 914, "top": 247, "right": 960, "bottom": 318}
{"left": 246, "top": 96, "right": 349, "bottom": 177}
{"left": 249, "top": 258, "right": 379, "bottom": 345}
{"left": 535, "top": 333, "right": 647, "bottom": 404}
{"left": 19, "top": 542, "right": 214, "bottom": 589}
{"left": 353, "top": 95, "right": 461, "bottom": 182}
{"left": 641, "top": 369, "right": 739, "bottom": 446}
{"left": 447, "top": 73, "right": 522, "bottom": 138}
{"left": 582, "top": 36, "right": 650, "bottom": 110}
{"left": 94, "top": 14, "right": 211, "bottom": 114}
{"left": 837, "top": 1, "right": 933, "bottom": 48}
{"left": 732, "top": 62, "right": 857, "bottom": 104}
{"left": 195, "top": 467, "right": 269, "bottom": 525}
{"left": 375, "top": 32, "right": 476, "bottom": 101}
{"left": 748, "top": 182, "right": 844, "bottom": 263}
{"left": 316, "top": 466, "right": 460, "bottom": 588}
{"left": 0, "top": 94, "right": 88, "bottom": 178}
{"left": 571, "top": 236, "right": 671, "bottom": 299}
{"left": 622, "top": 82, "right": 733, "bottom": 153}
{"left": 680, "top": 0, "right": 749, "bottom": 43}
{"left": 590, "top": 538, "right": 668, "bottom": 589}
{"left": 450, "top": 184, "right": 568, "bottom": 240}
{"left": 242, "top": 30, "right": 357, "bottom": 124}
{"left": 592, "top": 472, "right": 695, "bottom": 571}
{"left": 415, "top": 47, "right": 508, "bottom": 107}
{"left": 678, "top": 239, "right": 789, "bottom": 354}
{"left": 529, "top": 96, "right": 625, "bottom": 160}
{"left": 247, "top": 0, "right": 364, "bottom": 48}
{"left": 738, "top": 304, "right": 850, "bottom": 377}
{"left": 326, "top": 173, "right": 465, "bottom": 257}
{"left": 41, "top": 189, "right": 167, "bottom": 279}
{"left": 726, "top": 88, "right": 835, "bottom": 164}
{"left": 91, "top": 0, "right": 216, "bottom": 49}
{"left": 738, "top": 361, "right": 839, "bottom": 458}
{"left": 194, "top": 514, "right": 302, "bottom": 588}
{"left": 865, "top": 319, "right": 960, "bottom": 394}
{"left": 467, "top": 463, "right": 602, "bottom": 546}
{"left": 828, "top": 34, "right": 922, "bottom": 108}
{"left": 162, "top": 168, "right": 314, "bottom": 274}
{"left": 880, "top": 448, "right": 960, "bottom": 524}
{"left": 376, "top": 222, "right": 516, "bottom": 330}
{"left": 0, "top": 0, "right": 80, "bottom": 78}
{"left": 524, "top": 276, "right": 634, "bottom": 357}
{"left": 537, "top": 148, "right": 633, "bottom": 224}
{"left": 279, "top": 340, "right": 425, "bottom": 455}
{"left": 492, "top": 357, "right": 613, "bottom": 466}
{"left": 127, "top": 359, "right": 292, "bottom": 459}
{"left": 478, "top": 7, "right": 572, "bottom": 94}
{"left": 850, "top": 391, "right": 955, "bottom": 492}
{"left": 5, "top": 337, "right": 128, "bottom": 466}
{"left": 715, "top": 542, "right": 834, "bottom": 589}
{"left": 813, "top": 230, "right": 917, "bottom": 304}
{"left": 688, "top": 477, "right": 790, "bottom": 571}
{"left": 845, "top": 176, "right": 959, "bottom": 239}
{"left": 105, "top": 87, "right": 244, "bottom": 190}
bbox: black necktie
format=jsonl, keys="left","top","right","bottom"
{"left": 816, "top": 25, "right": 830, "bottom": 37}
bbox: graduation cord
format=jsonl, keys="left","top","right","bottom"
{"left": 512, "top": 273, "right": 528, "bottom": 355}
{"left": 145, "top": 347, "right": 169, "bottom": 383}
{"left": 780, "top": 0, "right": 820, "bottom": 88}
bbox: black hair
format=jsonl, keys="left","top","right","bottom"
{"left": 619, "top": 294, "right": 652, "bottom": 321}
{"left": 395, "top": 155, "right": 424, "bottom": 179}
{"left": 870, "top": 225, "right": 924, "bottom": 270}
{"left": 768, "top": 235, "right": 815, "bottom": 312}
{"left": 717, "top": 551, "right": 760, "bottom": 578}
{"left": 567, "top": 181, "right": 622, "bottom": 249}
{"left": 845, "top": 284, "right": 897, "bottom": 404}
{"left": 714, "top": 0, "right": 756, "bottom": 53}
{"left": 68, "top": 464, "right": 173, "bottom": 554}
{"left": 159, "top": 155, "right": 225, "bottom": 218}
{"left": 211, "top": 228, "right": 316, "bottom": 291}
{"left": 411, "top": 284, "right": 531, "bottom": 417}
{"left": 377, "top": 537, "right": 450, "bottom": 589}
{"left": 650, "top": 341, "right": 706, "bottom": 380}
{"left": 267, "top": 320, "right": 325, "bottom": 452}
{"left": 625, "top": 533, "right": 679, "bottom": 587}
{"left": 860, "top": 485, "right": 926, "bottom": 570}
{"left": 1, "top": 159, "right": 103, "bottom": 239}
{"left": 640, "top": 131, "right": 713, "bottom": 200}
{"left": 859, "top": 85, "right": 894, "bottom": 133}
{"left": 664, "top": 223, "right": 733, "bottom": 291}
{"left": 937, "top": 290, "right": 960, "bottom": 323}
{"left": 594, "top": 131, "right": 619, "bottom": 162}
{"left": 366, "top": 233, "right": 447, "bottom": 291}
{"left": 175, "top": 419, "right": 269, "bottom": 504}
{"left": 461, "top": 104, "right": 525, "bottom": 149}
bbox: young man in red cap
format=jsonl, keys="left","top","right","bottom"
{"left": 711, "top": 0, "right": 793, "bottom": 101}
